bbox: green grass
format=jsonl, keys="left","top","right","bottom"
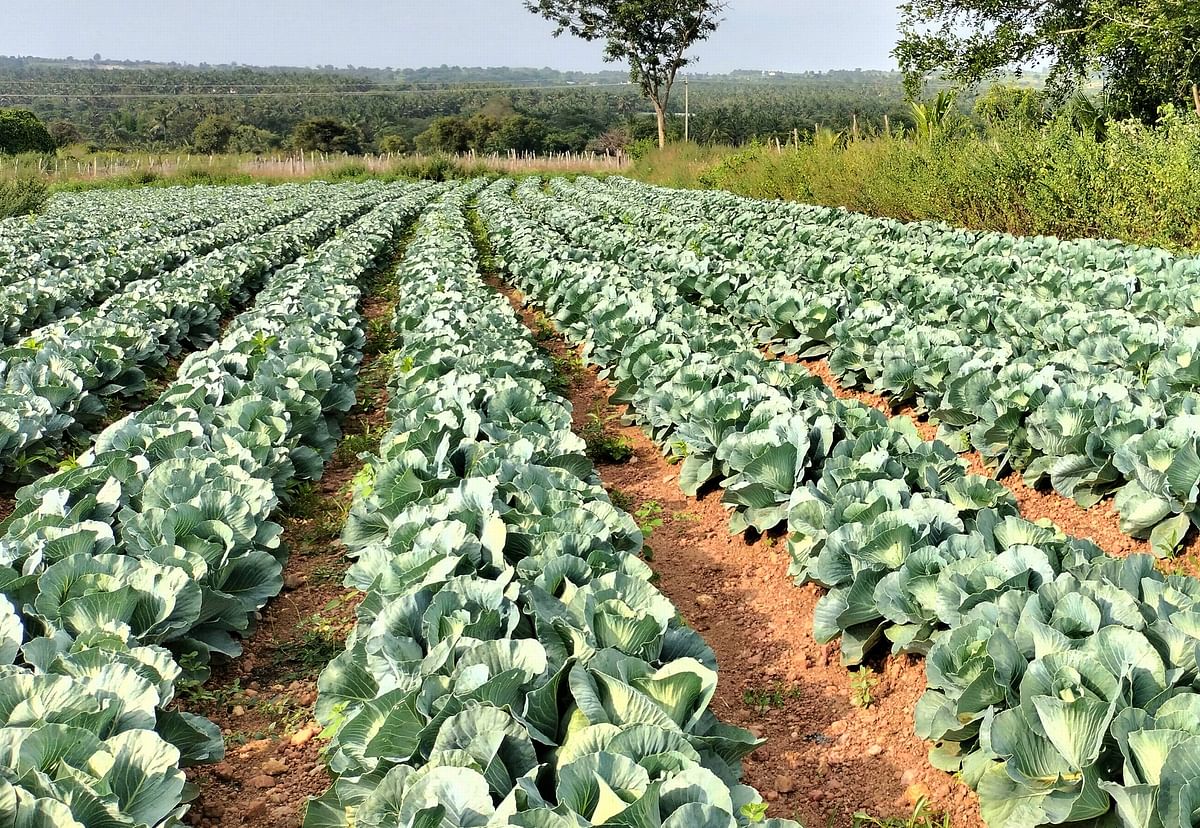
{"left": 631, "top": 113, "right": 1200, "bottom": 251}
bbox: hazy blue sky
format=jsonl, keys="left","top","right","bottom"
{"left": 0, "top": 1, "right": 903, "bottom": 73}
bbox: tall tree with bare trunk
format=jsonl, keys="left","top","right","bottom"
{"left": 524, "top": 0, "right": 726, "bottom": 148}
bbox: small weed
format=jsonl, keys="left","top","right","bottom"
{"left": 250, "top": 692, "right": 311, "bottom": 734}
{"left": 309, "top": 563, "right": 343, "bottom": 583}
{"left": 743, "top": 682, "right": 802, "bottom": 713}
{"left": 532, "top": 314, "right": 557, "bottom": 342}
{"left": 364, "top": 317, "right": 396, "bottom": 355}
{"left": 580, "top": 405, "right": 633, "bottom": 464}
{"left": 850, "top": 669, "right": 879, "bottom": 709}
{"left": 547, "top": 351, "right": 584, "bottom": 393}
{"left": 673, "top": 510, "right": 700, "bottom": 523}
{"left": 852, "top": 798, "right": 951, "bottom": 828}
{"left": 273, "top": 594, "right": 356, "bottom": 677}
{"left": 281, "top": 482, "right": 322, "bottom": 519}
{"left": 336, "top": 425, "right": 383, "bottom": 462}
{"left": 178, "top": 678, "right": 242, "bottom": 707}
{"left": 741, "top": 802, "right": 770, "bottom": 823}
{"left": 607, "top": 487, "right": 634, "bottom": 512}
{"left": 634, "top": 500, "right": 664, "bottom": 537}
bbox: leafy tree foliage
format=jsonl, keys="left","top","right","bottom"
{"left": 47, "top": 120, "right": 83, "bottom": 147}
{"left": 191, "top": 114, "right": 236, "bottom": 153}
{"left": 0, "top": 178, "right": 47, "bottom": 218}
{"left": 524, "top": 0, "right": 726, "bottom": 148}
{"left": 0, "top": 109, "right": 55, "bottom": 154}
{"left": 291, "top": 117, "right": 363, "bottom": 154}
{"left": 895, "top": 0, "right": 1200, "bottom": 121}
{"left": 229, "top": 124, "right": 278, "bottom": 153}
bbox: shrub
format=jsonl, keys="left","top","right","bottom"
{"left": 0, "top": 177, "right": 49, "bottom": 218}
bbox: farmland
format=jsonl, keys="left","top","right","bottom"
{"left": 2, "top": 177, "right": 1200, "bottom": 828}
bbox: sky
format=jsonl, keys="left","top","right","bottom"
{"left": 0, "top": 1, "right": 903, "bottom": 73}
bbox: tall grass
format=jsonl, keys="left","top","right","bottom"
{"left": 631, "top": 114, "right": 1200, "bottom": 250}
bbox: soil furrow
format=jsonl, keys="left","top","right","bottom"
{"left": 490, "top": 279, "right": 982, "bottom": 828}
{"left": 180, "top": 258, "right": 402, "bottom": 828}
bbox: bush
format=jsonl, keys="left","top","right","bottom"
{"left": 0, "top": 109, "right": 55, "bottom": 155}
{"left": 0, "top": 178, "right": 49, "bottom": 218}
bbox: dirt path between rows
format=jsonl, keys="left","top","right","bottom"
{"left": 181, "top": 269, "right": 399, "bottom": 828}
{"left": 490, "top": 279, "right": 982, "bottom": 828}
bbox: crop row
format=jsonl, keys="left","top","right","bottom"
{"left": 0, "top": 182, "right": 407, "bottom": 483}
{"left": 301, "top": 188, "right": 795, "bottom": 828}
{"left": 0, "top": 185, "right": 327, "bottom": 339}
{"left": 0, "top": 185, "right": 432, "bottom": 826}
{"left": 0, "top": 186, "right": 273, "bottom": 284}
{"left": 503, "top": 177, "right": 1200, "bottom": 557}
{"left": 480, "top": 180, "right": 1200, "bottom": 828}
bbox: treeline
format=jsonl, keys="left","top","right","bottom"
{"left": 0, "top": 58, "right": 932, "bottom": 154}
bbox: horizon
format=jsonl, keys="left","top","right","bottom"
{"left": 0, "top": 1, "right": 904, "bottom": 74}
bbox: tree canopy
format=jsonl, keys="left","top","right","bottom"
{"left": 0, "top": 109, "right": 55, "bottom": 154}
{"left": 895, "top": 0, "right": 1200, "bottom": 121}
{"left": 291, "top": 117, "right": 363, "bottom": 154}
{"left": 524, "top": 0, "right": 726, "bottom": 147}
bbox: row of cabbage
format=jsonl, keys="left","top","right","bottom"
{"left": 0, "top": 182, "right": 398, "bottom": 484}
{"left": 509, "top": 177, "right": 1200, "bottom": 557}
{"left": 584, "top": 177, "right": 1200, "bottom": 322}
{"left": 481, "top": 179, "right": 1200, "bottom": 828}
{"left": 303, "top": 188, "right": 795, "bottom": 828}
{"left": 0, "top": 185, "right": 268, "bottom": 285}
{"left": 0, "top": 184, "right": 432, "bottom": 827}
{"left": 0, "top": 185, "right": 315, "bottom": 339}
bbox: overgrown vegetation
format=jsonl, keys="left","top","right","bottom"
{"left": 634, "top": 106, "right": 1200, "bottom": 250}
{"left": 0, "top": 176, "right": 48, "bottom": 217}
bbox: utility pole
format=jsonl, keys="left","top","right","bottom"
{"left": 684, "top": 75, "right": 690, "bottom": 143}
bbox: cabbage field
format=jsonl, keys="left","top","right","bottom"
{"left": 2, "top": 176, "right": 1200, "bottom": 828}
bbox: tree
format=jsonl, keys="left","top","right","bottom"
{"left": 379, "top": 133, "right": 412, "bottom": 154}
{"left": 46, "top": 120, "right": 83, "bottom": 148}
{"left": 493, "top": 115, "right": 548, "bottom": 153}
{"left": 191, "top": 114, "right": 236, "bottom": 153}
{"left": 291, "top": 117, "right": 363, "bottom": 154}
{"left": 229, "top": 124, "right": 279, "bottom": 154}
{"left": 524, "top": 0, "right": 726, "bottom": 148}
{"left": 415, "top": 116, "right": 474, "bottom": 154}
{"left": 895, "top": 0, "right": 1200, "bottom": 122}
{"left": 0, "top": 109, "right": 55, "bottom": 155}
